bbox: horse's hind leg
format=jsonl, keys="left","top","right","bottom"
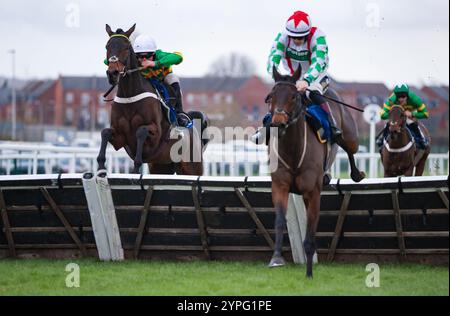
{"left": 335, "top": 137, "right": 366, "bottom": 182}
{"left": 414, "top": 151, "right": 430, "bottom": 176}
{"left": 97, "top": 128, "right": 115, "bottom": 171}
{"left": 149, "top": 163, "right": 175, "bottom": 175}
{"left": 133, "top": 126, "right": 150, "bottom": 174}
{"left": 176, "top": 162, "right": 203, "bottom": 176}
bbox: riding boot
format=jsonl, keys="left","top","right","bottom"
{"left": 171, "top": 82, "right": 191, "bottom": 127}
{"left": 251, "top": 113, "right": 272, "bottom": 145}
{"left": 408, "top": 122, "right": 427, "bottom": 150}
{"left": 320, "top": 102, "right": 342, "bottom": 141}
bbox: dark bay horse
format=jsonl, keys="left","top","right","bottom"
{"left": 97, "top": 24, "right": 208, "bottom": 176}
{"left": 381, "top": 105, "right": 431, "bottom": 177}
{"left": 267, "top": 66, "right": 365, "bottom": 278}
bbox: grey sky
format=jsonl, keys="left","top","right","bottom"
{"left": 0, "top": 0, "right": 448, "bottom": 87}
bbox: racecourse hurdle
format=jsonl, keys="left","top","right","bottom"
{"left": 0, "top": 174, "right": 448, "bottom": 264}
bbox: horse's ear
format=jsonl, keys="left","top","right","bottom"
{"left": 292, "top": 64, "right": 302, "bottom": 83}
{"left": 272, "top": 65, "right": 283, "bottom": 83}
{"left": 106, "top": 24, "right": 114, "bottom": 36}
{"left": 125, "top": 24, "right": 136, "bottom": 38}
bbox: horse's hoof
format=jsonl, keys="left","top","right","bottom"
{"left": 351, "top": 171, "right": 366, "bottom": 183}
{"left": 268, "top": 256, "right": 286, "bottom": 268}
{"left": 97, "top": 170, "right": 107, "bottom": 178}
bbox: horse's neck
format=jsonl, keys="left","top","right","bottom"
{"left": 278, "top": 117, "right": 306, "bottom": 165}
{"left": 116, "top": 73, "right": 148, "bottom": 98}
{"left": 116, "top": 57, "right": 151, "bottom": 98}
{"left": 389, "top": 128, "right": 411, "bottom": 147}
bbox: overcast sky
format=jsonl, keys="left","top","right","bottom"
{"left": 0, "top": 0, "right": 448, "bottom": 88}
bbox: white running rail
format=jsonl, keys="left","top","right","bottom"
{"left": 0, "top": 142, "right": 448, "bottom": 178}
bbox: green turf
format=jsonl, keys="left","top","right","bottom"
{"left": 0, "top": 259, "right": 448, "bottom": 296}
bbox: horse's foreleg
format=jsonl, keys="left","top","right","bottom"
{"left": 133, "top": 126, "right": 150, "bottom": 174}
{"left": 97, "top": 128, "right": 115, "bottom": 171}
{"left": 269, "top": 180, "right": 291, "bottom": 268}
{"left": 303, "top": 189, "right": 321, "bottom": 278}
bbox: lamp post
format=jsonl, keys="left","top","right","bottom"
{"left": 8, "top": 49, "right": 16, "bottom": 141}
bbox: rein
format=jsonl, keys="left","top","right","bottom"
{"left": 103, "top": 34, "right": 146, "bottom": 101}
{"left": 269, "top": 81, "right": 310, "bottom": 175}
{"left": 269, "top": 81, "right": 306, "bottom": 130}
{"left": 385, "top": 105, "right": 415, "bottom": 153}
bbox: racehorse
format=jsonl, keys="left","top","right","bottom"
{"left": 381, "top": 105, "right": 431, "bottom": 177}
{"left": 267, "top": 65, "right": 365, "bottom": 278}
{"left": 97, "top": 24, "right": 208, "bottom": 176}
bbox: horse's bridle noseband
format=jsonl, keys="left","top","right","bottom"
{"left": 268, "top": 81, "right": 305, "bottom": 130}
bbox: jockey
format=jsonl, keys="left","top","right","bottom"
{"left": 252, "top": 10, "right": 341, "bottom": 144}
{"left": 377, "top": 84, "right": 430, "bottom": 150}
{"left": 133, "top": 34, "right": 190, "bottom": 127}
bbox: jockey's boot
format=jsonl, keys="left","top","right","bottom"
{"left": 250, "top": 113, "right": 272, "bottom": 145}
{"left": 408, "top": 122, "right": 427, "bottom": 150}
{"left": 320, "top": 102, "right": 342, "bottom": 141}
{"left": 171, "top": 82, "right": 191, "bottom": 128}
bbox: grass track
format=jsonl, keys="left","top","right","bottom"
{"left": 0, "top": 259, "right": 448, "bottom": 296}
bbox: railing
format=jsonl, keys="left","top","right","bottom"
{"left": 0, "top": 142, "right": 449, "bottom": 178}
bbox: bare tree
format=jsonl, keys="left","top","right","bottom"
{"left": 207, "top": 52, "right": 257, "bottom": 77}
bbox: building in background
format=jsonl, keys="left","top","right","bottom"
{"left": 0, "top": 75, "right": 448, "bottom": 149}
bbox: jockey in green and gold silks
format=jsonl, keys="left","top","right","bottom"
{"left": 133, "top": 35, "right": 189, "bottom": 127}
{"left": 377, "top": 84, "right": 430, "bottom": 149}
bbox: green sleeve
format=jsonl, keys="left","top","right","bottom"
{"left": 380, "top": 94, "right": 396, "bottom": 120}
{"left": 267, "top": 33, "right": 285, "bottom": 74}
{"left": 408, "top": 92, "right": 429, "bottom": 119}
{"left": 304, "top": 35, "right": 328, "bottom": 83}
{"left": 154, "top": 50, "right": 183, "bottom": 69}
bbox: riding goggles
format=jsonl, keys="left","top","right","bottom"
{"left": 137, "top": 52, "right": 155, "bottom": 59}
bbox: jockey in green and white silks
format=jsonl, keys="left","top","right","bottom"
{"left": 377, "top": 84, "right": 430, "bottom": 150}
{"left": 252, "top": 10, "right": 341, "bottom": 144}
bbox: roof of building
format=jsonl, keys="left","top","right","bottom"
{"left": 333, "top": 80, "right": 390, "bottom": 97}
{"left": 426, "top": 86, "right": 449, "bottom": 103}
{"left": 60, "top": 76, "right": 110, "bottom": 91}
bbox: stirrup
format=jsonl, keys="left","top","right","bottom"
{"left": 177, "top": 113, "right": 192, "bottom": 128}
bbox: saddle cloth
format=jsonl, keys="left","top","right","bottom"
{"left": 306, "top": 105, "right": 332, "bottom": 144}
{"left": 148, "top": 78, "right": 178, "bottom": 126}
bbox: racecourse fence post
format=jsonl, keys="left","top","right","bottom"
{"left": 0, "top": 189, "right": 16, "bottom": 257}
{"left": 286, "top": 194, "right": 318, "bottom": 264}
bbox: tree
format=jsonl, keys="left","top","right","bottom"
{"left": 207, "top": 52, "right": 257, "bottom": 77}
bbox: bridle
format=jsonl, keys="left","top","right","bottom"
{"left": 388, "top": 105, "right": 407, "bottom": 132}
{"left": 268, "top": 81, "right": 305, "bottom": 131}
{"left": 104, "top": 34, "right": 146, "bottom": 99}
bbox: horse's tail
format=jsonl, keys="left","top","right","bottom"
{"left": 188, "top": 111, "right": 210, "bottom": 148}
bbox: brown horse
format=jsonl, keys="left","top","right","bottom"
{"left": 97, "top": 24, "right": 208, "bottom": 176}
{"left": 381, "top": 105, "right": 431, "bottom": 177}
{"left": 267, "top": 66, "right": 365, "bottom": 278}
